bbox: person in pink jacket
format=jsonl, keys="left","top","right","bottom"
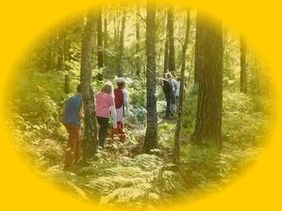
{"left": 95, "top": 84, "right": 117, "bottom": 148}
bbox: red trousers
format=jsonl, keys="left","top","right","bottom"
{"left": 111, "top": 121, "right": 126, "bottom": 142}
{"left": 64, "top": 124, "right": 81, "bottom": 171}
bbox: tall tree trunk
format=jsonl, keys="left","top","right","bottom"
{"left": 164, "top": 11, "right": 169, "bottom": 74}
{"left": 240, "top": 35, "right": 247, "bottom": 94}
{"left": 136, "top": 4, "right": 141, "bottom": 76}
{"left": 194, "top": 13, "right": 205, "bottom": 83}
{"left": 46, "top": 37, "right": 55, "bottom": 71}
{"left": 64, "top": 30, "right": 71, "bottom": 94}
{"left": 57, "top": 33, "right": 64, "bottom": 71}
{"left": 192, "top": 13, "right": 223, "bottom": 148}
{"left": 80, "top": 9, "right": 98, "bottom": 158}
{"left": 164, "top": 30, "right": 169, "bottom": 73}
{"left": 104, "top": 13, "right": 108, "bottom": 67}
{"left": 167, "top": 7, "right": 176, "bottom": 73}
{"left": 117, "top": 11, "right": 126, "bottom": 77}
{"left": 97, "top": 7, "right": 104, "bottom": 73}
{"left": 143, "top": 0, "right": 158, "bottom": 153}
{"left": 174, "top": 10, "right": 191, "bottom": 163}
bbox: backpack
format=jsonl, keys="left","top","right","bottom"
{"left": 162, "top": 80, "right": 173, "bottom": 93}
{"left": 114, "top": 88, "right": 124, "bottom": 109}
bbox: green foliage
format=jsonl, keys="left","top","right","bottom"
{"left": 7, "top": 7, "right": 272, "bottom": 209}
{"left": 182, "top": 84, "right": 198, "bottom": 132}
{"left": 79, "top": 153, "right": 186, "bottom": 208}
{"left": 222, "top": 91, "right": 268, "bottom": 146}
{"left": 179, "top": 142, "right": 261, "bottom": 190}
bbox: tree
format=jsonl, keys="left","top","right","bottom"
{"left": 80, "top": 9, "right": 99, "bottom": 158}
{"left": 192, "top": 13, "right": 223, "bottom": 148}
{"left": 143, "top": 0, "right": 158, "bottom": 153}
{"left": 174, "top": 10, "right": 191, "bottom": 163}
{"left": 167, "top": 6, "right": 176, "bottom": 73}
{"left": 136, "top": 4, "right": 142, "bottom": 76}
{"left": 63, "top": 29, "right": 71, "bottom": 94}
{"left": 194, "top": 13, "right": 205, "bottom": 83}
{"left": 116, "top": 10, "right": 126, "bottom": 77}
{"left": 104, "top": 11, "right": 108, "bottom": 66}
{"left": 97, "top": 7, "right": 104, "bottom": 69}
{"left": 164, "top": 19, "right": 169, "bottom": 73}
{"left": 163, "top": 7, "right": 175, "bottom": 73}
{"left": 45, "top": 35, "right": 55, "bottom": 71}
{"left": 240, "top": 35, "right": 247, "bottom": 94}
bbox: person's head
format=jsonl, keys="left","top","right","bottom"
{"left": 116, "top": 78, "right": 126, "bottom": 89}
{"left": 101, "top": 83, "right": 113, "bottom": 94}
{"left": 76, "top": 84, "right": 81, "bottom": 93}
{"left": 165, "top": 72, "right": 172, "bottom": 79}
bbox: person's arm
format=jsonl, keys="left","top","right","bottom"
{"left": 79, "top": 103, "right": 84, "bottom": 119}
{"left": 110, "top": 106, "right": 117, "bottom": 128}
{"left": 109, "top": 95, "right": 117, "bottom": 128}
{"left": 123, "top": 90, "right": 129, "bottom": 114}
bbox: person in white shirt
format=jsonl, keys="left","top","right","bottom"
{"left": 112, "top": 78, "right": 128, "bottom": 142}
{"left": 174, "top": 77, "right": 181, "bottom": 111}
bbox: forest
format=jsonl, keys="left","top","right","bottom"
{"left": 8, "top": 1, "right": 272, "bottom": 209}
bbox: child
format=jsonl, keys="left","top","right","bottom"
{"left": 175, "top": 77, "right": 181, "bottom": 111}
{"left": 95, "top": 84, "right": 117, "bottom": 148}
{"left": 62, "top": 84, "right": 84, "bottom": 171}
{"left": 112, "top": 78, "right": 129, "bottom": 142}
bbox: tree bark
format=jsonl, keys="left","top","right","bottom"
{"left": 46, "top": 37, "right": 55, "bottom": 71}
{"left": 116, "top": 11, "right": 126, "bottom": 77}
{"left": 64, "top": 33, "right": 71, "bottom": 94}
{"left": 164, "top": 11, "right": 169, "bottom": 74}
{"left": 104, "top": 13, "right": 108, "bottom": 66}
{"left": 143, "top": 0, "right": 158, "bottom": 153}
{"left": 80, "top": 9, "right": 99, "bottom": 158}
{"left": 167, "top": 7, "right": 176, "bottom": 73}
{"left": 136, "top": 4, "right": 141, "bottom": 76}
{"left": 240, "top": 35, "right": 247, "bottom": 94}
{"left": 194, "top": 13, "right": 205, "bottom": 83}
{"left": 174, "top": 10, "right": 190, "bottom": 163}
{"left": 164, "top": 30, "right": 169, "bottom": 73}
{"left": 192, "top": 13, "right": 223, "bottom": 148}
{"left": 97, "top": 7, "right": 104, "bottom": 69}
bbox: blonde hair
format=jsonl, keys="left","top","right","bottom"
{"left": 101, "top": 83, "right": 113, "bottom": 94}
{"left": 165, "top": 72, "right": 172, "bottom": 79}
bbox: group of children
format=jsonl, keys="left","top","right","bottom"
{"left": 62, "top": 78, "right": 128, "bottom": 171}
{"left": 62, "top": 73, "right": 180, "bottom": 171}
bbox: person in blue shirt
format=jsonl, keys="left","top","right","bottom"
{"left": 62, "top": 84, "right": 84, "bottom": 171}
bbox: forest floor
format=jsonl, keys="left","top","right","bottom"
{"left": 21, "top": 116, "right": 261, "bottom": 209}
{"left": 10, "top": 72, "right": 269, "bottom": 209}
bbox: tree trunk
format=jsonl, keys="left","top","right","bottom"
{"left": 240, "top": 35, "right": 247, "bottom": 94}
{"left": 174, "top": 10, "right": 190, "bottom": 163}
{"left": 136, "top": 4, "right": 141, "bottom": 76}
{"left": 117, "top": 11, "right": 126, "bottom": 77}
{"left": 80, "top": 9, "right": 99, "bottom": 158}
{"left": 64, "top": 31, "right": 71, "bottom": 94}
{"left": 192, "top": 13, "right": 223, "bottom": 148}
{"left": 164, "top": 11, "right": 169, "bottom": 74}
{"left": 164, "top": 30, "right": 169, "bottom": 73}
{"left": 194, "top": 13, "right": 205, "bottom": 83}
{"left": 143, "top": 0, "right": 158, "bottom": 153}
{"left": 104, "top": 13, "right": 108, "bottom": 66}
{"left": 167, "top": 7, "right": 176, "bottom": 73}
{"left": 46, "top": 38, "right": 55, "bottom": 71}
{"left": 97, "top": 7, "right": 104, "bottom": 70}
{"left": 57, "top": 33, "right": 64, "bottom": 71}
